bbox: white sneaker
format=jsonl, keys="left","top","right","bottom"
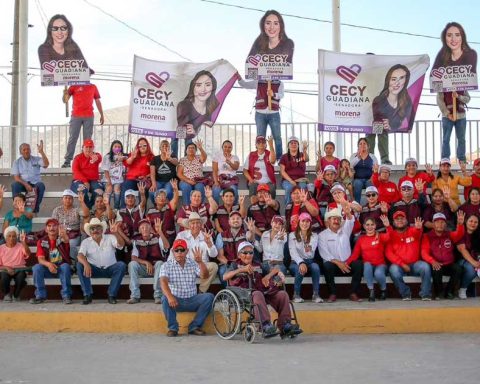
{"left": 312, "top": 294, "right": 324, "bottom": 303}
{"left": 293, "top": 295, "right": 304, "bottom": 303}
{"left": 458, "top": 288, "right": 467, "bottom": 300}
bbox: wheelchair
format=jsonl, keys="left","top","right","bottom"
{"left": 212, "top": 282, "right": 301, "bottom": 343}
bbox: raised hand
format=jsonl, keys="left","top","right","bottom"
{"left": 380, "top": 201, "right": 389, "bottom": 213}
{"left": 202, "top": 229, "right": 213, "bottom": 245}
{"left": 170, "top": 179, "right": 178, "bottom": 191}
{"left": 442, "top": 185, "right": 451, "bottom": 200}
{"left": 195, "top": 138, "right": 204, "bottom": 150}
{"left": 37, "top": 140, "right": 45, "bottom": 154}
{"left": 276, "top": 227, "right": 286, "bottom": 240}
{"left": 19, "top": 230, "right": 26, "bottom": 243}
{"left": 138, "top": 181, "right": 146, "bottom": 194}
{"left": 316, "top": 170, "right": 324, "bottom": 182}
{"left": 59, "top": 225, "right": 68, "bottom": 239}
{"left": 78, "top": 191, "right": 85, "bottom": 204}
{"left": 425, "top": 163, "right": 433, "bottom": 175}
{"left": 239, "top": 195, "right": 246, "bottom": 206}
{"left": 264, "top": 193, "right": 273, "bottom": 206}
{"left": 109, "top": 219, "right": 119, "bottom": 233}
{"left": 380, "top": 214, "right": 390, "bottom": 227}
{"left": 192, "top": 246, "right": 203, "bottom": 263}
{"left": 457, "top": 210, "right": 465, "bottom": 226}
{"left": 299, "top": 188, "right": 308, "bottom": 203}
{"left": 460, "top": 161, "right": 467, "bottom": 174}
{"left": 90, "top": 152, "right": 99, "bottom": 163}
{"left": 0, "top": 184, "right": 5, "bottom": 198}
{"left": 414, "top": 217, "right": 424, "bottom": 229}
{"left": 414, "top": 178, "right": 425, "bottom": 193}
{"left": 205, "top": 185, "right": 213, "bottom": 199}
{"left": 245, "top": 217, "right": 256, "bottom": 233}
{"left": 267, "top": 136, "right": 274, "bottom": 147}
{"left": 154, "top": 217, "right": 163, "bottom": 234}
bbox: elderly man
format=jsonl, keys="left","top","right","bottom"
{"left": 127, "top": 219, "right": 169, "bottom": 304}
{"left": 76, "top": 218, "right": 126, "bottom": 304}
{"left": 386, "top": 211, "right": 431, "bottom": 300}
{"left": 30, "top": 219, "right": 72, "bottom": 304}
{"left": 247, "top": 184, "right": 280, "bottom": 237}
{"left": 11, "top": 141, "right": 49, "bottom": 213}
{"left": 390, "top": 180, "right": 426, "bottom": 226}
{"left": 223, "top": 241, "right": 302, "bottom": 338}
{"left": 173, "top": 212, "right": 218, "bottom": 293}
{"left": 160, "top": 239, "right": 214, "bottom": 337}
{"left": 319, "top": 201, "right": 364, "bottom": 303}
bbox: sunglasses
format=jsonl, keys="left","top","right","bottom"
{"left": 366, "top": 193, "right": 377, "bottom": 198}
{"left": 401, "top": 187, "right": 413, "bottom": 191}
{"left": 173, "top": 248, "right": 186, "bottom": 253}
{"left": 51, "top": 26, "right": 68, "bottom": 31}
{"left": 240, "top": 251, "right": 254, "bottom": 255}
{"left": 138, "top": 144, "right": 148, "bottom": 148}
{"left": 90, "top": 226, "right": 103, "bottom": 231}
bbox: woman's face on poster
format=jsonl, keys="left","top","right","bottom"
{"left": 446, "top": 26, "right": 462, "bottom": 51}
{"left": 51, "top": 18, "right": 69, "bottom": 46}
{"left": 264, "top": 14, "right": 280, "bottom": 39}
{"left": 193, "top": 75, "right": 213, "bottom": 102}
{"left": 388, "top": 68, "right": 407, "bottom": 96}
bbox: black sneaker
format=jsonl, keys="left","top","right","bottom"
{"left": 379, "top": 290, "right": 387, "bottom": 300}
{"left": 368, "top": 289, "right": 375, "bottom": 302}
{"left": 29, "top": 297, "right": 46, "bottom": 304}
{"left": 282, "top": 322, "right": 303, "bottom": 338}
{"left": 63, "top": 297, "right": 73, "bottom": 305}
{"left": 262, "top": 323, "right": 278, "bottom": 338}
{"left": 82, "top": 295, "right": 93, "bottom": 305}
{"left": 61, "top": 161, "right": 71, "bottom": 168}
{"left": 383, "top": 160, "right": 393, "bottom": 165}
{"left": 108, "top": 296, "right": 117, "bottom": 304}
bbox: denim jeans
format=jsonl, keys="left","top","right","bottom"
{"left": 261, "top": 261, "right": 288, "bottom": 276}
{"left": 11, "top": 181, "right": 45, "bottom": 213}
{"left": 353, "top": 178, "right": 372, "bottom": 204}
{"left": 170, "top": 137, "right": 193, "bottom": 159}
{"left": 76, "top": 261, "right": 126, "bottom": 297}
{"left": 289, "top": 258, "right": 320, "bottom": 296}
{"left": 71, "top": 180, "right": 104, "bottom": 209}
{"left": 179, "top": 181, "right": 205, "bottom": 205}
{"left": 161, "top": 293, "right": 214, "bottom": 332}
{"left": 212, "top": 184, "right": 238, "bottom": 205}
{"left": 457, "top": 259, "right": 477, "bottom": 289}
{"left": 363, "top": 262, "right": 387, "bottom": 290}
{"left": 217, "top": 263, "right": 230, "bottom": 288}
{"left": 441, "top": 117, "right": 467, "bottom": 162}
{"left": 255, "top": 112, "right": 282, "bottom": 159}
{"left": 282, "top": 180, "right": 307, "bottom": 206}
{"left": 389, "top": 261, "right": 432, "bottom": 298}
{"left": 128, "top": 260, "right": 163, "bottom": 299}
{"left": 149, "top": 181, "right": 174, "bottom": 204}
{"left": 32, "top": 263, "right": 72, "bottom": 299}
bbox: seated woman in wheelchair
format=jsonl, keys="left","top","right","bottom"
{"left": 223, "top": 241, "right": 302, "bottom": 338}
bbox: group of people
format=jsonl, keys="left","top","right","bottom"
{"left": 0, "top": 129, "right": 480, "bottom": 335}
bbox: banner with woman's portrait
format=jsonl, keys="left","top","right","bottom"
{"left": 318, "top": 50, "right": 430, "bottom": 134}
{"left": 429, "top": 49, "right": 477, "bottom": 92}
{"left": 129, "top": 56, "right": 239, "bottom": 138}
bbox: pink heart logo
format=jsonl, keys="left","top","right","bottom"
{"left": 145, "top": 71, "right": 170, "bottom": 88}
{"left": 336, "top": 64, "right": 362, "bottom": 84}
{"left": 248, "top": 54, "right": 262, "bottom": 66}
{"left": 431, "top": 68, "right": 445, "bottom": 79}
{"left": 42, "top": 60, "right": 56, "bottom": 73}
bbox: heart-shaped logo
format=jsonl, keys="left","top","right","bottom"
{"left": 145, "top": 71, "right": 170, "bottom": 88}
{"left": 336, "top": 64, "right": 362, "bottom": 84}
{"left": 248, "top": 54, "right": 262, "bottom": 66}
{"left": 42, "top": 60, "right": 56, "bottom": 73}
{"left": 431, "top": 68, "right": 445, "bottom": 79}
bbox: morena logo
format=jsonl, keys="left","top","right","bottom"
{"left": 336, "top": 64, "right": 362, "bottom": 84}
{"left": 145, "top": 71, "right": 170, "bottom": 88}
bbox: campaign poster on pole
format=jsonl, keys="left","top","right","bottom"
{"left": 429, "top": 49, "right": 477, "bottom": 92}
{"left": 318, "top": 50, "right": 430, "bottom": 134}
{"left": 129, "top": 56, "right": 239, "bottom": 139}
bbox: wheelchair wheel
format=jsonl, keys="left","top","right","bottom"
{"left": 243, "top": 324, "right": 256, "bottom": 343}
{"left": 212, "top": 289, "right": 242, "bottom": 340}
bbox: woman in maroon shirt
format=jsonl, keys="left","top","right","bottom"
{"left": 459, "top": 187, "right": 480, "bottom": 219}
{"left": 279, "top": 136, "right": 309, "bottom": 205}
{"left": 456, "top": 214, "right": 480, "bottom": 299}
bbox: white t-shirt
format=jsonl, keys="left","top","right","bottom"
{"left": 101, "top": 155, "right": 125, "bottom": 184}
{"left": 213, "top": 152, "right": 239, "bottom": 177}
{"left": 243, "top": 153, "right": 270, "bottom": 184}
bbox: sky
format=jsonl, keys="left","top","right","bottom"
{"left": 0, "top": 0, "right": 480, "bottom": 127}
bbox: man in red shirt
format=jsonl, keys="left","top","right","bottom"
{"left": 62, "top": 84, "right": 104, "bottom": 168}
{"left": 386, "top": 211, "right": 432, "bottom": 300}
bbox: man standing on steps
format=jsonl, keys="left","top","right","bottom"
{"left": 62, "top": 83, "right": 104, "bottom": 168}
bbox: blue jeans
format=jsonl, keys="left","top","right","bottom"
{"left": 261, "top": 261, "right": 287, "bottom": 276}
{"left": 170, "top": 137, "right": 193, "bottom": 159}
{"left": 289, "top": 258, "right": 320, "bottom": 296}
{"left": 76, "top": 261, "right": 126, "bottom": 297}
{"left": 149, "top": 181, "right": 174, "bottom": 204}
{"left": 282, "top": 180, "right": 308, "bottom": 206}
{"left": 457, "top": 259, "right": 477, "bottom": 289}
{"left": 128, "top": 260, "right": 163, "bottom": 299}
{"left": 389, "top": 261, "right": 432, "bottom": 298}
{"left": 363, "top": 262, "right": 387, "bottom": 290}
{"left": 161, "top": 293, "right": 214, "bottom": 332}
{"left": 179, "top": 181, "right": 205, "bottom": 205}
{"left": 32, "top": 263, "right": 72, "bottom": 299}
{"left": 255, "top": 112, "right": 282, "bottom": 159}
{"left": 71, "top": 180, "right": 104, "bottom": 209}
{"left": 212, "top": 184, "right": 239, "bottom": 205}
{"left": 353, "top": 178, "right": 372, "bottom": 204}
{"left": 11, "top": 181, "right": 45, "bottom": 213}
{"left": 441, "top": 117, "right": 467, "bottom": 162}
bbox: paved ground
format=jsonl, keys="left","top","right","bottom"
{"left": 0, "top": 333, "right": 478, "bottom": 384}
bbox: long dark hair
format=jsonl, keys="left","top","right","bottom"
{"left": 468, "top": 187, "right": 480, "bottom": 204}
{"left": 44, "top": 15, "right": 79, "bottom": 54}
{"left": 107, "top": 140, "right": 126, "bottom": 163}
{"left": 440, "top": 22, "right": 472, "bottom": 65}
{"left": 254, "top": 10, "right": 288, "bottom": 52}
{"left": 294, "top": 220, "right": 312, "bottom": 243}
{"left": 184, "top": 70, "right": 219, "bottom": 116}
{"left": 376, "top": 64, "right": 412, "bottom": 120}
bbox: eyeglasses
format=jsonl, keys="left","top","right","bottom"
{"left": 51, "top": 26, "right": 68, "bottom": 32}
{"left": 90, "top": 226, "right": 103, "bottom": 231}
{"left": 240, "top": 251, "right": 254, "bottom": 255}
{"left": 138, "top": 145, "right": 148, "bottom": 148}
{"left": 173, "top": 248, "right": 186, "bottom": 253}
{"left": 366, "top": 193, "right": 377, "bottom": 198}
{"left": 401, "top": 187, "right": 413, "bottom": 191}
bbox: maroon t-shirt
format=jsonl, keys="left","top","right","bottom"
{"left": 459, "top": 203, "right": 480, "bottom": 219}
{"left": 279, "top": 153, "right": 306, "bottom": 181}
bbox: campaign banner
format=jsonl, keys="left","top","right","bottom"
{"left": 129, "top": 56, "right": 239, "bottom": 138}
{"left": 40, "top": 60, "right": 90, "bottom": 86}
{"left": 245, "top": 51, "right": 293, "bottom": 80}
{"left": 429, "top": 50, "right": 478, "bottom": 92}
{"left": 318, "top": 50, "right": 430, "bottom": 134}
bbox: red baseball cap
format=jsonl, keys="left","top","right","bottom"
{"left": 257, "top": 184, "right": 270, "bottom": 193}
{"left": 83, "top": 138, "right": 94, "bottom": 148}
{"left": 393, "top": 211, "right": 407, "bottom": 220}
{"left": 172, "top": 239, "right": 187, "bottom": 250}
{"left": 45, "top": 218, "right": 59, "bottom": 227}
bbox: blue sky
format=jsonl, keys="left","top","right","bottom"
{"left": 0, "top": 0, "right": 479, "bottom": 126}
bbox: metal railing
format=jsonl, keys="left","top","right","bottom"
{"left": 1, "top": 120, "right": 479, "bottom": 168}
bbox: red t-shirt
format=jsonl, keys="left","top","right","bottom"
{"left": 72, "top": 153, "right": 102, "bottom": 183}
{"left": 398, "top": 172, "right": 434, "bottom": 199}
{"left": 464, "top": 174, "right": 480, "bottom": 201}
{"left": 320, "top": 157, "right": 340, "bottom": 171}
{"left": 372, "top": 173, "right": 401, "bottom": 204}
{"left": 385, "top": 227, "right": 422, "bottom": 265}
{"left": 346, "top": 227, "right": 392, "bottom": 266}
{"left": 125, "top": 155, "right": 152, "bottom": 180}
{"left": 69, "top": 84, "right": 100, "bottom": 118}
